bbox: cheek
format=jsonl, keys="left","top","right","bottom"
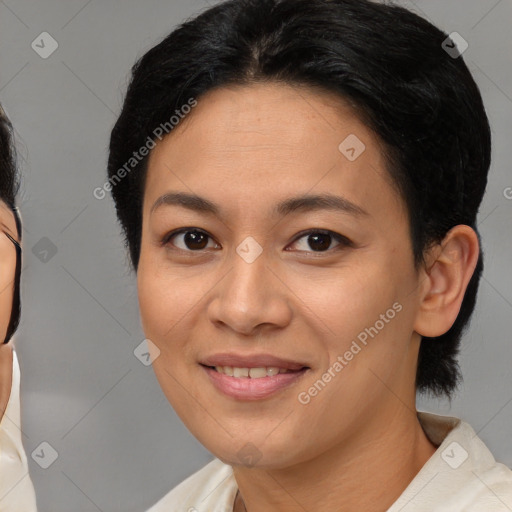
{"left": 137, "top": 255, "right": 210, "bottom": 354}
{"left": 290, "top": 259, "right": 401, "bottom": 345}
{"left": 0, "top": 290, "right": 13, "bottom": 340}
{"left": 137, "top": 263, "right": 195, "bottom": 408}
{"left": 0, "top": 263, "right": 15, "bottom": 338}
{"left": 137, "top": 267, "right": 183, "bottom": 343}
{"left": 291, "top": 255, "right": 414, "bottom": 397}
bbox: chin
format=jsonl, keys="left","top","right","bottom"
{"left": 196, "top": 431, "right": 306, "bottom": 470}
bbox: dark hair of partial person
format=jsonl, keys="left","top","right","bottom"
{"left": 0, "top": 105, "right": 22, "bottom": 344}
{"left": 107, "top": 0, "right": 491, "bottom": 397}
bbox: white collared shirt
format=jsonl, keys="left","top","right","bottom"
{"left": 0, "top": 349, "right": 37, "bottom": 511}
{"left": 147, "top": 411, "right": 512, "bottom": 511}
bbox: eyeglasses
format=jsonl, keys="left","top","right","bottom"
{"left": 3, "top": 231, "right": 21, "bottom": 252}
{"left": 1, "top": 229, "right": 21, "bottom": 345}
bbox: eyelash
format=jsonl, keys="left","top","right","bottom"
{"left": 160, "top": 228, "right": 353, "bottom": 255}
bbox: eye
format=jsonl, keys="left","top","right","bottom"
{"left": 162, "top": 228, "right": 219, "bottom": 252}
{"left": 161, "top": 228, "right": 352, "bottom": 254}
{"left": 287, "top": 229, "right": 352, "bottom": 253}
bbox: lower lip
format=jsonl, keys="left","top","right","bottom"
{"left": 202, "top": 365, "right": 308, "bottom": 400}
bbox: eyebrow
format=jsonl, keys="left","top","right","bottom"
{"left": 150, "top": 191, "right": 368, "bottom": 218}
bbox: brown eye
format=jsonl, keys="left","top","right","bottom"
{"left": 289, "top": 230, "right": 352, "bottom": 253}
{"left": 163, "top": 229, "right": 218, "bottom": 252}
{"left": 305, "top": 233, "right": 332, "bottom": 251}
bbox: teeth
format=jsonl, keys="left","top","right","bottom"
{"left": 249, "top": 367, "right": 267, "bottom": 378}
{"left": 233, "top": 367, "right": 249, "bottom": 378}
{"left": 213, "top": 366, "right": 295, "bottom": 378}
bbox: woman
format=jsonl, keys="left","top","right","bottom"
{"left": 107, "top": 0, "right": 512, "bottom": 510}
{"left": 0, "top": 104, "right": 37, "bottom": 511}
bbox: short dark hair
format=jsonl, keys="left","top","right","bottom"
{"left": 0, "top": 104, "right": 22, "bottom": 344}
{"left": 108, "top": 0, "right": 491, "bottom": 397}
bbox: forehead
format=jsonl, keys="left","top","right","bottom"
{"left": 158, "top": 82, "right": 371, "bottom": 154}
{"left": 143, "top": 82, "right": 403, "bottom": 222}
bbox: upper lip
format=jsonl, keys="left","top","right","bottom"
{"left": 200, "top": 353, "right": 309, "bottom": 371}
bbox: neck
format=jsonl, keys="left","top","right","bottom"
{"left": 232, "top": 406, "right": 437, "bottom": 512}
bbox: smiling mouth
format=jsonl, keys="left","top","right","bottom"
{"left": 202, "top": 364, "right": 309, "bottom": 379}
{"left": 201, "top": 363, "right": 310, "bottom": 400}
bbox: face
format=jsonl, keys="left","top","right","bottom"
{"left": 137, "top": 83, "right": 426, "bottom": 469}
{"left": 0, "top": 201, "right": 18, "bottom": 343}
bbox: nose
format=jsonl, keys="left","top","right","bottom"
{"left": 207, "top": 243, "right": 292, "bottom": 336}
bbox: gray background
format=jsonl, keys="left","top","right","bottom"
{"left": 0, "top": 0, "right": 511, "bottom": 510}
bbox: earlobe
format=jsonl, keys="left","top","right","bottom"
{"left": 414, "top": 225, "right": 480, "bottom": 338}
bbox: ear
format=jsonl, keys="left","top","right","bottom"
{"left": 413, "top": 225, "right": 480, "bottom": 338}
